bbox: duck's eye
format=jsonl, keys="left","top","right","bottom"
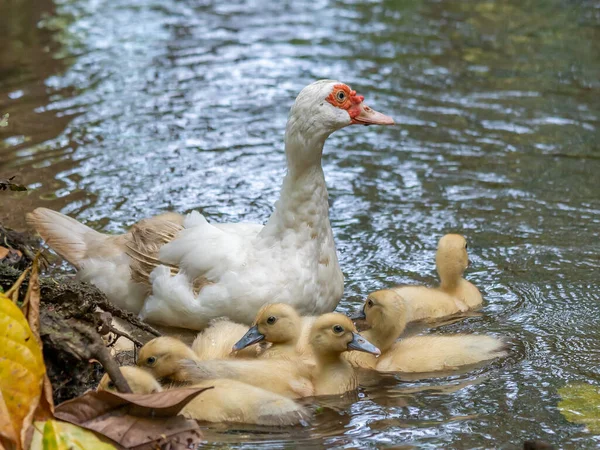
{"left": 107, "top": 381, "right": 115, "bottom": 390}
{"left": 367, "top": 299, "right": 374, "bottom": 308}
{"left": 333, "top": 325, "right": 344, "bottom": 334}
{"left": 146, "top": 356, "right": 157, "bottom": 366}
{"left": 465, "top": 243, "right": 468, "bottom": 250}
{"left": 266, "top": 316, "right": 277, "bottom": 325}
{"left": 336, "top": 91, "right": 346, "bottom": 102}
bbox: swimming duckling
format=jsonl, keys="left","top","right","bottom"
{"left": 387, "top": 234, "right": 482, "bottom": 321}
{"left": 352, "top": 291, "right": 507, "bottom": 373}
{"left": 138, "top": 336, "right": 314, "bottom": 398}
{"left": 98, "top": 366, "right": 309, "bottom": 425}
{"left": 308, "top": 313, "right": 380, "bottom": 396}
{"left": 192, "top": 318, "right": 261, "bottom": 360}
{"left": 98, "top": 366, "right": 163, "bottom": 394}
{"left": 232, "top": 303, "right": 311, "bottom": 359}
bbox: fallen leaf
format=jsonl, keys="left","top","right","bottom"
{"left": 4, "top": 267, "right": 30, "bottom": 303}
{"left": 0, "top": 296, "right": 46, "bottom": 449}
{"left": 55, "top": 387, "right": 208, "bottom": 449}
{"left": 30, "top": 420, "right": 116, "bottom": 450}
{"left": 558, "top": 383, "right": 600, "bottom": 433}
{"left": 0, "top": 248, "right": 9, "bottom": 259}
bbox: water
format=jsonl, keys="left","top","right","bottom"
{"left": 1, "top": 0, "right": 599, "bottom": 447}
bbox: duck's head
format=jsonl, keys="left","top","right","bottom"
{"left": 352, "top": 289, "right": 410, "bottom": 339}
{"left": 137, "top": 336, "right": 196, "bottom": 379}
{"left": 232, "top": 303, "right": 301, "bottom": 351}
{"left": 98, "top": 366, "right": 162, "bottom": 394}
{"left": 285, "top": 81, "right": 394, "bottom": 166}
{"left": 436, "top": 234, "right": 469, "bottom": 283}
{"left": 309, "top": 313, "right": 380, "bottom": 358}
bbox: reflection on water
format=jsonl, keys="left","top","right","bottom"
{"left": 1, "top": 0, "right": 599, "bottom": 447}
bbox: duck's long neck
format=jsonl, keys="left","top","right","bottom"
{"left": 363, "top": 320, "right": 406, "bottom": 353}
{"left": 260, "top": 120, "right": 332, "bottom": 241}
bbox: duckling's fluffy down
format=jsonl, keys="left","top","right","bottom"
{"left": 376, "top": 334, "right": 508, "bottom": 373}
{"left": 192, "top": 318, "right": 260, "bottom": 360}
{"left": 183, "top": 379, "right": 310, "bottom": 426}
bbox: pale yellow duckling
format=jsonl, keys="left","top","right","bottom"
{"left": 98, "top": 366, "right": 309, "bottom": 425}
{"left": 232, "top": 303, "right": 310, "bottom": 359}
{"left": 351, "top": 291, "right": 508, "bottom": 373}
{"left": 387, "top": 234, "right": 482, "bottom": 321}
{"left": 138, "top": 336, "right": 314, "bottom": 398}
{"left": 98, "top": 366, "right": 162, "bottom": 394}
{"left": 192, "top": 318, "right": 261, "bottom": 360}
{"left": 308, "top": 313, "right": 380, "bottom": 396}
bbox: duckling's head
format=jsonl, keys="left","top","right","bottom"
{"left": 232, "top": 303, "right": 301, "bottom": 351}
{"left": 357, "top": 289, "right": 410, "bottom": 333}
{"left": 309, "top": 313, "right": 380, "bottom": 358}
{"left": 98, "top": 366, "right": 163, "bottom": 394}
{"left": 137, "top": 336, "right": 196, "bottom": 379}
{"left": 436, "top": 234, "right": 469, "bottom": 284}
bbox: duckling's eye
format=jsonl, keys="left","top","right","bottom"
{"left": 107, "top": 381, "right": 115, "bottom": 390}
{"left": 266, "top": 316, "right": 277, "bottom": 325}
{"left": 336, "top": 91, "right": 346, "bottom": 102}
{"left": 367, "top": 299, "right": 374, "bottom": 308}
{"left": 333, "top": 325, "right": 344, "bottom": 334}
{"left": 146, "top": 356, "right": 157, "bottom": 366}
{"left": 465, "top": 243, "right": 468, "bottom": 249}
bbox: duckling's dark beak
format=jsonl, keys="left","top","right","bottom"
{"left": 347, "top": 332, "right": 380, "bottom": 356}
{"left": 232, "top": 325, "right": 265, "bottom": 352}
{"left": 349, "top": 308, "right": 366, "bottom": 321}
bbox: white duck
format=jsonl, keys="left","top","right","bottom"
{"left": 27, "top": 80, "right": 394, "bottom": 329}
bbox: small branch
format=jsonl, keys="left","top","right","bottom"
{"left": 93, "top": 342, "right": 132, "bottom": 394}
{"left": 106, "top": 324, "right": 144, "bottom": 348}
{"left": 96, "top": 298, "right": 161, "bottom": 337}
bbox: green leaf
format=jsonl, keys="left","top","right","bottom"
{"left": 558, "top": 383, "right": 600, "bottom": 433}
{"left": 30, "top": 420, "right": 116, "bottom": 450}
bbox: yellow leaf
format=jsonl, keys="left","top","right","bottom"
{"left": 0, "top": 296, "right": 45, "bottom": 449}
{"left": 558, "top": 383, "right": 600, "bottom": 433}
{"left": 30, "top": 420, "right": 116, "bottom": 450}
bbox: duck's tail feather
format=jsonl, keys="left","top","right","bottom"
{"left": 26, "top": 207, "right": 106, "bottom": 268}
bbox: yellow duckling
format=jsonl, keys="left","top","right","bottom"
{"left": 387, "top": 234, "right": 482, "bottom": 322}
{"left": 192, "top": 318, "right": 261, "bottom": 360}
{"left": 138, "top": 336, "right": 314, "bottom": 398}
{"left": 351, "top": 291, "right": 507, "bottom": 373}
{"left": 232, "top": 303, "right": 312, "bottom": 359}
{"left": 98, "top": 366, "right": 162, "bottom": 393}
{"left": 98, "top": 366, "right": 309, "bottom": 425}
{"left": 308, "top": 313, "right": 380, "bottom": 396}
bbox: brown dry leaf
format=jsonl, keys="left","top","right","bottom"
{"left": 54, "top": 387, "right": 209, "bottom": 449}
{"left": 0, "top": 247, "right": 8, "bottom": 259}
{"left": 0, "top": 294, "right": 46, "bottom": 450}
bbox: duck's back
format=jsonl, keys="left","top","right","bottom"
{"left": 389, "top": 285, "right": 468, "bottom": 322}
{"left": 376, "top": 334, "right": 508, "bottom": 373}
{"left": 182, "top": 379, "right": 310, "bottom": 425}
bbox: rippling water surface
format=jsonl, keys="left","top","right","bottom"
{"left": 1, "top": 0, "right": 600, "bottom": 447}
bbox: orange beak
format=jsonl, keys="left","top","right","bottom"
{"left": 351, "top": 104, "right": 394, "bottom": 126}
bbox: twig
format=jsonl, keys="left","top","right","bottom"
{"left": 93, "top": 342, "right": 132, "bottom": 394}
{"left": 96, "top": 298, "right": 161, "bottom": 336}
{"left": 5, "top": 266, "right": 30, "bottom": 302}
{"left": 106, "top": 324, "right": 144, "bottom": 348}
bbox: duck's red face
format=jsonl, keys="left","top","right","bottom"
{"left": 326, "top": 84, "right": 394, "bottom": 126}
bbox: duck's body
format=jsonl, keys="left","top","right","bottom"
{"left": 98, "top": 366, "right": 309, "bottom": 426}
{"left": 27, "top": 81, "right": 393, "bottom": 330}
{"left": 386, "top": 234, "right": 482, "bottom": 322}
{"left": 376, "top": 335, "right": 507, "bottom": 373}
{"left": 98, "top": 366, "right": 162, "bottom": 394}
{"left": 350, "top": 290, "right": 507, "bottom": 373}
{"left": 138, "top": 336, "right": 314, "bottom": 398}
